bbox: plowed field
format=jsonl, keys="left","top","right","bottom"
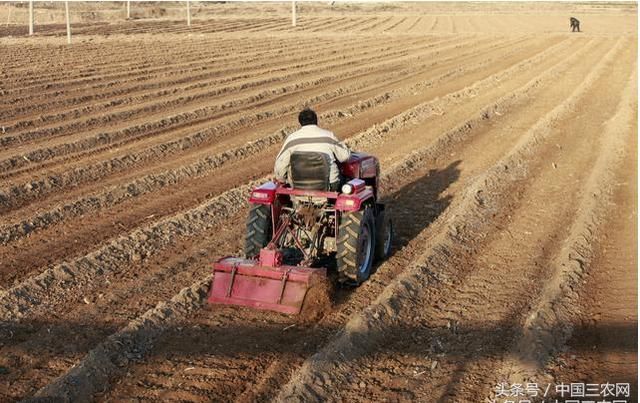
{"left": 0, "top": 2, "right": 636, "bottom": 402}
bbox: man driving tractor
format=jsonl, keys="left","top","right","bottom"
{"left": 207, "top": 107, "right": 392, "bottom": 315}
{"left": 274, "top": 108, "right": 351, "bottom": 191}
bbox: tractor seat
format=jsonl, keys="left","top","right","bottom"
{"left": 289, "top": 151, "right": 331, "bottom": 191}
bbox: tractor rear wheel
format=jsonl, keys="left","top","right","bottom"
{"left": 375, "top": 210, "right": 393, "bottom": 260}
{"left": 244, "top": 204, "right": 272, "bottom": 259}
{"left": 337, "top": 207, "right": 376, "bottom": 285}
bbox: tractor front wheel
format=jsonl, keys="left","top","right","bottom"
{"left": 245, "top": 204, "right": 272, "bottom": 259}
{"left": 337, "top": 207, "right": 376, "bottom": 285}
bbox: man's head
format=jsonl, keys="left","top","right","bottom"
{"left": 298, "top": 108, "right": 318, "bottom": 126}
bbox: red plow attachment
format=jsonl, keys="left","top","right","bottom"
{"left": 207, "top": 256, "right": 326, "bottom": 315}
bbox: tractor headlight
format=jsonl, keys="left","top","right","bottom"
{"left": 251, "top": 191, "right": 269, "bottom": 200}
{"left": 341, "top": 183, "right": 354, "bottom": 194}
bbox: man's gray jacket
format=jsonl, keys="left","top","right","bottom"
{"left": 274, "top": 124, "right": 351, "bottom": 184}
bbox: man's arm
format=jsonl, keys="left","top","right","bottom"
{"left": 274, "top": 147, "right": 291, "bottom": 182}
{"left": 330, "top": 132, "right": 351, "bottom": 162}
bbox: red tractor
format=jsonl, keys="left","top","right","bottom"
{"left": 207, "top": 152, "right": 392, "bottom": 314}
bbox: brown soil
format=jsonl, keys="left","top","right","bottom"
{"left": 0, "top": 2, "right": 636, "bottom": 402}
{"left": 547, "top": 101, "right": 638, "bottom": 399}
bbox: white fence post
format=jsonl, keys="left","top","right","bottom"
{"left": 6, "top": 5, "right": 12, "bottom": 27}
{"left": 28, "top": 0, "right": 33, "bottom": 35}
{"left": 126, "top": 0, "right": 130, "bottom": 19}
{"left": 187, "top": 0, "right": 191, "bottom": 26}
{"left": 291, "top": 0, "right": 296, "bottom": 27}
{"left": 65, "top": 1, "right": 71, "bottom": 44}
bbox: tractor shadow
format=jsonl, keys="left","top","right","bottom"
{"left": 381, "top": 159, "right": 461, "bottom": 250}
{"left": 332, "top": 160, "right": 461, "bottom": 304}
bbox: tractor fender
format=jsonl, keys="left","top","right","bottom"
{"left": 336, "top": 188, "right": 375, "bottom": 212}
{"left": 249, "top": 181, "right": 278, "bottom": 204}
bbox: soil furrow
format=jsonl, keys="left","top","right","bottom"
{"left": 385, "top": 16, "right": 410, "bottom": 32}
{"left": 545, "top": 103, "right": 637, "bottom": 395}
{"left": 13, "top": 35, "right": 604, "bottom": 403}
{"left": 2, "top": 35, "right": 309, "bottom": 95}
{"left": 406, "top": 16, "right": 423, "bottom": 32}
{"left": 0, "top": 36, "right": 550, "bottom": 247}
{"left": 0, "top": 36, "right": 508, "bottom": 212}
{"left": 1, "top": 35, "right": 314, "bottom": 94}
{"left": 273, "top": 37, "right": 626, "bottom": 402}
{"left": 484, "top": 59, "right": 638, "bottom": 399}
{"left": 0, "top": 36, "right": 478, "bottom": 191}
{"left": 2, "top": 35, "right": 430, "bottom": 135}
{"left": 0, "top": 36, "right": 576, "bottom": 295}
{"left": 0, "top": 34, "right": 568, "bottom": 308}
{"left": 0, "top": 5, "right": 634, "bottom": 401}
{"left": 0, "top": 35, "right": 436, "bottom": 156}
{"left": 2, "top": 36, "right": 371, "bottom": 123}
{"left": 2, "top": 35, "right": 480, "bottom": 176}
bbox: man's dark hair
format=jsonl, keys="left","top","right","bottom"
{"left": 298, "top": 108, "right": 318, "bottom": 126}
